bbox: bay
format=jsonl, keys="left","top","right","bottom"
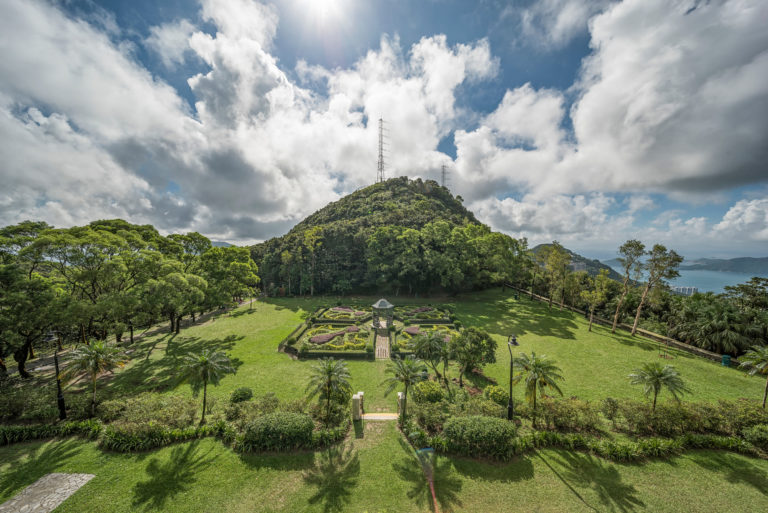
{"left": 606, "top": 267, "right": 763, "bottom": 294}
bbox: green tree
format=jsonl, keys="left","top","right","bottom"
{"left": 612, "top": 240, "right": 645, "bottom": 333}
{"left": 632, "top": 244, "right": 683, "bottom": 336}
{"left": 177, "top": 349, "right": 235, "bottom": 425}
{"left": 581, "top": 269, "right": 611, "bottom": 332}
{"left": 739, "top": 345, "right": 768, "bottom": 408}
{"left": 303, "top": 227, "right": 323, "bottom": 296}
{"left": 545, "top": 242, "right": 570, "bottom": 309}
{"left": 512, "top": 352, "right": 564, "bottom": 428}
{"left": 382, "top": 356, "right": 427, "bottom": 424}
{"left": 411, "top": 333, "right": 444, "bottom": 378}
{"left": 448, "top": 327, "right": 497, "bottom": 387}
{"left": 628, "top": 362, "right": 690, "bottom": 411}
{"left": 305, "top": 357, "right": 352, "bottom": 427}
{"left": 64, "top": 340, "right": 125, "bottom": 416}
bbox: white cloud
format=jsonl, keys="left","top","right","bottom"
{"left": 517, "top": 0, "right": 613, "bottom": 49}
{"left": 145, "top": 19, "right": 196, "bottom": 68}
{"left": 714, "top": 199, "right": 768, "bottom": 241}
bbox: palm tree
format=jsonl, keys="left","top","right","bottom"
{"left": 382, "top": 356, "right": 427, "bottom": 424}
{"left": 628, "top": 362, "right": 690, "bottom": 411}
{"left": 64, "top": 340, "right": 125, "bottom": 417}
{"left": 306, "top": 358, "right": 352, "bottom": 427}
{"left": 178, "top": 349, "right": 234, "bottom": 425}
{"left": 740, "top": 345, "right": 768, "bottom": 408}
{"left": 512, "top": 352, "right": 564, "bottom": 428}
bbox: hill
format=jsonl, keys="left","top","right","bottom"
{"left": 680, "top": 257, "right": 768, "bottom": 275}
{"left": 251, "top": 177, "right": 524, "bottom": 295}
{"left": 533, "top": 244, "right": 624, "bottom": 282}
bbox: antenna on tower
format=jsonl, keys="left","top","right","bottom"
{"left": 441, "top": 163, "right": 451, "bottom": 189}
{"left": 376, "top": 118, "right": 387, "bottom": 183}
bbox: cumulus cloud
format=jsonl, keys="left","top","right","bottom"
{"left": 714, "top": 199, "right": 768, "bottom": 241}
{"left": 516, "top": 0, "right": 613, "bottom": 49}
{"left": 145, "top": 19, "right": 196, "bottom": 68}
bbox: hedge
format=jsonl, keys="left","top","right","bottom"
{"left": 238, "top": 412, "right": 315, "bottom": 452}
{"left": 443, "top": 415, "right": 518, "bottom": 461}
{"left": 0, "top": 420, "right": 102, "bottom": 446}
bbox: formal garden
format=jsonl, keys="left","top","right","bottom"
{"left": 2, "top": 289, "right": 768, "bottom": 512}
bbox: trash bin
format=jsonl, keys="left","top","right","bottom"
{"left": 722, "top": 354, "right": 731, "bottom": 367}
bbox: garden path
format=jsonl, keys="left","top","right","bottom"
{"left": 0, "top": 473, "right": 94, "bottom": 513}
{"left": 375, "top": 334, "right": 390, "bottom": 359}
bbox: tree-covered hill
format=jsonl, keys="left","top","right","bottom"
{"left": 251, "top": 177, "right": 528, "bottom": 296}
{"left": 533, "top": 243, "right": 624, "bottom": 282}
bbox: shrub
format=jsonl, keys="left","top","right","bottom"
{"left": 0, "top": 382, "right": 59, "bottom": 423}
{"left": 443, "top": 415, "right": 517, "bottom": 460}
{"left": 240, "top": 412, "right": 315, "bottom": 452}
{"left": 0, "top": 420, "right": 102, "bottom": 447}
{"left": 312, "top": 420, "right": 350, "bottom": 448}
{"left": 483, "top": 385, "right": 510, "bottom": 407}
{"left": 285, "top": 337, "right": 297, "bottom": 346}
{"left": 230, "top": 387, "right": 254, "bottom": 404}
{"left": 412, "top": 401, "right": 453, "bottom": 434}
{"left": 100, "top": 393, "right": 197, "bottom": 429}
{"left": 100, "top": 423, "right": 213, "bottom": 452}
{"left": 412, "top": 381, "right": 444, "bottom": 404}
{"left": 461, "top": 397, "right": 505, "bottom": 418}
{"left": 539, "top": 399, "right": 600, "bottom": 432}
{"left": 742, "top": 424, "right": 768, "bottom": 449}
{"left": 601, "top": 398, "right": 619, "bottom": 425}
{"left": 453, "top": 320, "right": 462, "bottom": 329}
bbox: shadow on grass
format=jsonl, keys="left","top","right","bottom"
{"left": 107, "top": 334, "right": 244, "bottom": 397}
{"left": 302, "top": 443, "right": 360, "bottom": 513}
{"left": 688, "top": 450, "right": 768, "bottom": 496}
{"left": 392, "top": 437, "right": 462, "bottom": 512}
{"left": 132, "top": 441, "right": 218, "bottom": 511}
{"left": 450, "top": 453, "right": 534, "bottom": 483}
{"left": 0, "top": 439, "right": 82, "bottom": 499}
{"left": 546, "top": 450, "right": 645, "bottom": 512}
{"left": 353, "top": 420, "right": 364, "bottom": 439}
{"left": 238, "top": 450, "right": 316, "bottom": 472}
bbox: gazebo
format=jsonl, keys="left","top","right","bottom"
{"left": 372, "top": 298, "right": 394, "bottom": 332}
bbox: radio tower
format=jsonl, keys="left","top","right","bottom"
{"left": 441, "top": 163, "right": 451, "bottom": 188}
{"left": 376, "top": 118, "right": 386, "bottom": 183}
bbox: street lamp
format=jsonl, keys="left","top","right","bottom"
{"left": 507, "top": 335, "right": 519, "bottom": 421}
{"left": 44, "top": 331, "right": 67, "bottom": 421}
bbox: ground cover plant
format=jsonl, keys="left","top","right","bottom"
{"left": 2, "top": 289, "right": 768, "bottom": 512}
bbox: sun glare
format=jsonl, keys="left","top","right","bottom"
{"left": 300, "top": 0, "right": 346, "bottom": 24}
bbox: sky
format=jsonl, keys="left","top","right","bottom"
{"left": 0, "top": 0, "right": 767, "bottom": 260}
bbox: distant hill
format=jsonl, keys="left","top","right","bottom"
{"left": 211, "top": 240, "right": 233, "bottom": 248}
{"left": 680, "top": 257, "right": 768, "bottom": 275}
{"left": 533, "top": 244, "right": 624, "bottom": 282}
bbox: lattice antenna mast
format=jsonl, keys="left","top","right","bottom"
{"left": 441, "top": 163, "right": 451, "bottom": 189}
{"left": 376, "top": 118, "right": 388, "bottom": 183}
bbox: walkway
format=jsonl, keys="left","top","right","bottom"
{"left": 361, "top": 413, "right": 399, "bottom": 421}
{"left": 0, "top": 473, "right": 94, "bottom": 513}
{"left": 375, "top": 334, "right": 390, "bottom": 359}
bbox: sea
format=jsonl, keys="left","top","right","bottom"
{"left": 605, "top": 266, "right": 762, "bottom": 294}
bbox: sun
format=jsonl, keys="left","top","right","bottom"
{"left": 299, "top": 0, "right": 346, "bottom": 24}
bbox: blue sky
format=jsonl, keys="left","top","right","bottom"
{"left": 1, "top": 0, "right": 767, "bottom": 259}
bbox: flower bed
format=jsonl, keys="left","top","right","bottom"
{"left": 299, "top": 322, "right": 370, "bottom": 353}
{"left": 318, "top": 306, "right": 369, "bottom": 321}
{"left": 395, "top": 306, "right": 451, "bottom": 321}
{"left": 398, "top": 324, "right": 459, "bottom": 348}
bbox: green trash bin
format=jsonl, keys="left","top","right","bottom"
{"left": 722, "top": 354, "right": 731, "bottom": 367}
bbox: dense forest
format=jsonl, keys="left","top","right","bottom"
{"left": 250, "top": 177, "right": 529, "bottom": 295}
{"left": 0, "top": 220, "right": 259, "bottom": 377}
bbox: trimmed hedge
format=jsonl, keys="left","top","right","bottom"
{"left": 443, "top": 415, "right": 518, "bottom": 461}
{"left": 412, "top": 381, "right": 444, "bottom": 404}
{"left": 100, "top": 423, "right": 216, "bottom": 452}
{"left": 239, "top": 412, "right": 315, "bottom": 452}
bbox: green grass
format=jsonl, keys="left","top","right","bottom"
{"left": 2, "top": 422, "right": 768, "bottom": 512}
{"left": 94, "top": 288, "right": 764, "bottom": 412}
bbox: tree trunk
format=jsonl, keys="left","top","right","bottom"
{"left": 458, "top": 367, "right": 464, "bottom": 388}
{"left": 80, "top": 324, "right": 87, "bottom": 345}
{"left": 200, "top": 380, "right": 208, "bottom": 425}
{"left": 192, "top": 312, "right": 196, "bottom": 322}
{"left": 175, "top": 315, "right": 181, "bottom": 334}
{"left": 116, "top": 332, "right": 122, "bottom": 344}
{"left": 548, "top": 295, "right": 553, "bottom": 309}
{"left": 763, "top": 376, "right": 768, "bottom": 409}
{"left": 91, "top": 374, "right": 97, "bottom": 417}
{"left": 129, "top": 322, "right": 134, "bottom": 345}
{"left": 14, "top": 342, "right": 31, "bottom": 378}
{"left": 652, "top": 389, "right": 658, "bottom": 412}
{"left": 631, "top": 284, "right": 651, "bottom": 336}
{"left": 612, "top": 288, "right": 628, "bottom": 333}
{"left": 0, "top": 357, "right": 6, "bottom": 375}
{"left": 170, "top": 313, "right": 175, "bottom": 334}
{"left": 401, "top": 383, "right": 409, "bottom": 424}
{"left": 28, "top": 344, "right": 35, "bottom": 360}
{"left": 532, "top": 389, "right": 537, "bottom": 429}
{"left": 588, "top": 309, "right": 594, "bottom": 332}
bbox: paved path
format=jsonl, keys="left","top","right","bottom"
{"left": 375, "top": 334, "right": 390, "bottom": 359}
{"left": 362, "top": 413, "right": 399, "bottom": 421}
{"left": 0, "top": 473, "right": 94, "bottom": 513}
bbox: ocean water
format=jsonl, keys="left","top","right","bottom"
{"left": 607, "top": 267, "right": 762, "bottom": 294}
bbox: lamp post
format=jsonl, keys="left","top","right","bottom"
{"left": 507, "top": 335, "right": 519, "bottom": 421}
{"left": 45, "top": 331, "right": 67, "bottom": 421}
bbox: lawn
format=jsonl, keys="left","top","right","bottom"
{"left": 1, "top": 422, "right": 767, "bottom": 512}
{"left": 95, "top": 288, "right": 764, "bottom": 412}
{"left": 3, "top": 288, "right": 768, "bottom": 512}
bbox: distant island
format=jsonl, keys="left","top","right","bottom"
{"left": 211, "top": 240, "right": 233, "bottom": 248}
{"left": 603, "top": 256, "right": 768, "bottom": 276}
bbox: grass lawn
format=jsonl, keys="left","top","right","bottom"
{"left": 1, "top": 422, "right": 767, "bottom": 512}
{"left": 91, "top": 288, "right": 764, "bottom": 412}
